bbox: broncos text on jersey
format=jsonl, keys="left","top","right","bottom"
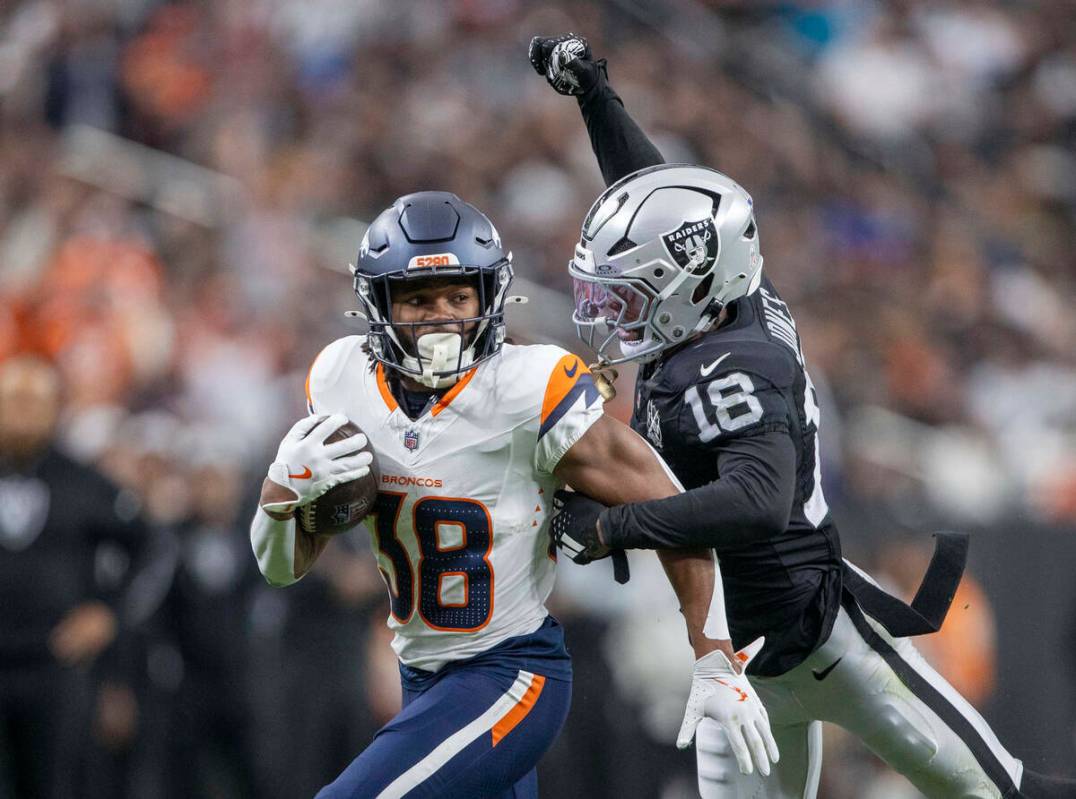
{"left": 630, "top": 277, "right": 843, "bottom": 676}
{"left": 306, "top": 337, "right": 602, "bottom": 672}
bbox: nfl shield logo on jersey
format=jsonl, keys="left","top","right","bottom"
{"left": 403, "top": 429, "right": 420, "bottom": 451}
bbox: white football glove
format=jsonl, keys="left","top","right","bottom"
{"left": 676, "top": 637, "right": 779, "bottom": 777}
{"left": 262, "top": 414, "right": 372, "bottom": 514}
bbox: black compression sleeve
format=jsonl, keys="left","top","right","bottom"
{"left": 578, "top": 61, "right": 665, "bottom": 186}
{"left": 599, "top": 429, "right": 796, "bottom": 551}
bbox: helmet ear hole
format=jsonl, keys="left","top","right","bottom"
{"left": 691, "top": 273, "right": 715, "bottom": 305}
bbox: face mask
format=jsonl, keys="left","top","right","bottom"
{"left": 402, "top": 332, "right": 474, "bottom": 389}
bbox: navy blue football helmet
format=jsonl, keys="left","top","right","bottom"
{"left": 352, "top": 192, "right": 514, "bottom": 387}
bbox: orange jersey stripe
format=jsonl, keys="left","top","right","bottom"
{"left": 491, "top": 674, "right": 546, "bottom": 747}
{"left": 431, "top": 367, "right": 478, "bottom": 416}
{"left": 540, "top": 355, "right": 589, "bottom": 426}
{"left": 376, "top": 363, "right": 399, "bottom": 412}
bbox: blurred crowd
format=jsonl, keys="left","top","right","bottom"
{"left": 1, "top": 0, "right": 1074, "bottom": 796}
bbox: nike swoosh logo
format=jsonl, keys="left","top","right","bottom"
{"left": 699, "top": 352, "right": 731, "bottom": 377}
{"left": 564, "top": 360, "right": 579, "bottom": 378}
{"left": 288, "top": 466, "right": 313, "bottom": 480}
{"left": 811, "top": 657, "right": 842, "bottom": 681}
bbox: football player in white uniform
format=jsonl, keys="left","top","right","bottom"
{"left": 531, "top": 34, "right": 1076, "bottom": 799}
{"left": 250, "top": 192, "right": 778, "bottom": 798}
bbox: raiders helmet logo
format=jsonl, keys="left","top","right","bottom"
{"left": 662, "top": 218, "right": 718, "bottom": 276}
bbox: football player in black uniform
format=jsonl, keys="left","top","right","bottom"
{"left": 531, "top": 35, "right": 1076, "bottom": 799}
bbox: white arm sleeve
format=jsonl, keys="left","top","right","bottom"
{"left": 250, "top": 507, "right": 301, "bottom": 587}
{"left": 703, "top": 552, "right": 730, "bottom": 641}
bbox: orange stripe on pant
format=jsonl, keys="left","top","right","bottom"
{"left": 490, "top": 674, "right": 546, "bottom": 747}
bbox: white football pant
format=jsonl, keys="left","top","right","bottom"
{"left": 696, "top": 600, "right": 1023, "bottom": 798}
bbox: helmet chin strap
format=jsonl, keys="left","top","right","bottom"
{"left": 402, "top": 332, "right": 474, "bottom": 389}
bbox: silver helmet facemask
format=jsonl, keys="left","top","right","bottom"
{"left": 571, "top": 164, "right": 764, "bottom": 366}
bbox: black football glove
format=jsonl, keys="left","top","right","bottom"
{"left": 550, "top": 489, "right": 630, "bottom": 583}
{"left": 528, "top": 33, "right": 602, "bottom": 96}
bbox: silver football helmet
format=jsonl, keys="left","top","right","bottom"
{"left": 570, "top": 164, "right": 763, "bottom": 365}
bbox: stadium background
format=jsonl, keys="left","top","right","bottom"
{"left": 1, "top": 0, "right": 1075, "bottom": 796}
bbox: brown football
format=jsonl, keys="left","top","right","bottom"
{"left": 294, "top": 421, "right": 380, "bottom": 537}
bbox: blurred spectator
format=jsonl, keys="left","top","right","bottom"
{"left": 0, "top": 356, "right": 149, "bottom": 798}
{"left": 153, "top": 441, "right": 261, "bottom": 798}
{"left": 248, "top": 534, "right": 384, "bottom": 799}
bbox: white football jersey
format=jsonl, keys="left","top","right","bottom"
{"left": 305, "top": 337, "right": 603, "bottom": 672}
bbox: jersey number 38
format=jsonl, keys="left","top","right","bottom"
{"left": 371, "top": 492, "right": 494, "bottom": 632}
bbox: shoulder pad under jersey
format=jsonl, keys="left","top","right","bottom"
{"left": 660, "top": 334, "right": 798, "bottom": 395}
{"left": 490, "top": 344, "right": 596, "bottom": 420}
{"left": 305, "top": 335, "right": 368, "bottom": 413}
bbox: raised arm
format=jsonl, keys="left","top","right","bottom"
{"left": 529, "top": 35, "right": 664, "bottom": 186}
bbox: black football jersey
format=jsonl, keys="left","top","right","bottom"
{"left": 0, "top": 448, "right": 147, "bottom": 664}
{"left": 630, "top": 277, "right": 842, "bottom": 675}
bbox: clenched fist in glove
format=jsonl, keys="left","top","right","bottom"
{"left": 261, "top": 413, "right": 371, "bottom": 516}
{"left": 678, "top": 637, "right": 780, "bottom": 777}
{"left": 528, "top": 34, "right": 602, "bottom": 96}
{"left": 549, "top": 489, "right": 630, "bottom": 584}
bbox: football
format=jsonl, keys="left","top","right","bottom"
{"left": 294, "top": 421, "right": 380, "bottom": 536}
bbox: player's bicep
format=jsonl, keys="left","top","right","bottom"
{"left": 555, "top": 414, "right": 680, "bottom": 506}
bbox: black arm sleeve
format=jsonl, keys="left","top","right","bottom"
{"left": 578, "top": 61, "right": 665, "bottom": 186}
{"left": 599, "top": 429, "right": 796, "bottom": 551}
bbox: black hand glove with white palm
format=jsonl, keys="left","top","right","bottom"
{"left": 528, "top": 34, "right": 602, "bottom": 96}
{"left": 677, "top": 637, "right": 780, "bottom": 776}
{"left": 262, "top": 414, "right": 372, "bottom": 515}
{"left": 550, "top": 490, "right": 630, "bottom": 584}
{"left": 550, "top": 489, "right": 609, "bottom": 563}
